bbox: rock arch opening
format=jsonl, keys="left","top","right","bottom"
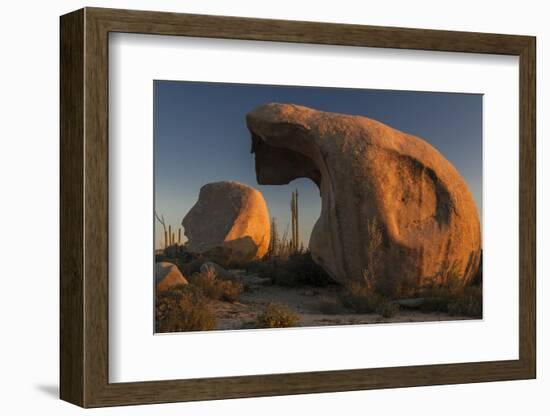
{"left": 246, "top": 103, "right": 481, "bottom": 294}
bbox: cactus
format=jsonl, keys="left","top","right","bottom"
{"left": 290, "top": 189, "right": 299, "bottom": 253}
{"left": 268, "top": 217, "right": 279, "bottom": 257}
{"left": 291, "top": 192, "right": 295, "bottom": 251}
{"left": 155, "top": 211, "right": 185, "bottom": 249}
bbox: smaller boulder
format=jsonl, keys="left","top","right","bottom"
{"left": 181, "top": 181, "right": 271, "bottom": 265}
{"left": 155, "top": 262, "right": 188, "bottom": 292}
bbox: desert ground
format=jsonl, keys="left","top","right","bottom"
{"left": 211, "top": 269, "right": 478, "bottom": 331}
{"left": 155, "top": 250, "right": 482, "bottom": 333}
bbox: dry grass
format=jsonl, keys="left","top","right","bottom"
{"left": 377, "top": 301, "right": 400, "bottom": 318}
{"left": 339, "top": 282, "right": 384, "bottom": 314}
{"left": 190, "top": 268, "right": 244, "bottom": 302}
{"left": 388, "top": 261, "right": 484, "bottom": 319}
{"left": 339, "top": 281, "right": 400, "bottom": 318}
{"left": 256, "top": 303, "right": 300, "bottom": 328}
{"left": 418, "top": 275, "right": 482, "bottom": 318}
{"left": 447, "top": 285, "right": 482, "bottom": 317}
{"left": 155, "top": 284, "right": 216, "bottom": 332}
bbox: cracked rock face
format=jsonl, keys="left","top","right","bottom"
{"left": 182, "top": 181, "right": 270, "bottom": 265}
{"left": 247, "top": 103, "right": 481, "bottom": 294}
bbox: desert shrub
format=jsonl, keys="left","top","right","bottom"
{"left": 220, "top": 280, "right": 244, "bottom": 302}
{"left": 392, "top": 276, "right": 422, "bottom": 298}
{"left": 419, "top": 278, "right": 482, "bottom": 318}
{"left": 190, "top": 268, "right": 244, "bottom": 302}
{"left": 438, "top": 263, "right": 465, "bottom": 293}
{"left": 339, "top": 281, "right": 400, "bottom": 318}
{"left": 448, "top": 285, "right": 482, "bottom": 318}
{"left": 416, "top": 263, "right": 464, "bottom": 311}
{"left": 256, "top": 303, "right": 300, "bottom": 328}
{"left": 393, "top": 261, "right": 465, "bottom": 299}
{"left": 418, "top": 296, "right": 450, "bottom": 313}
{"left": 376, "top": 301, "right": 400, "bottom": 318}
{"left": 361, "top": 268, "right": 378, "bottom": 293}
{"left": 247, "top": 252, "right": 332, "bottom": 287}
{"left": 339, "top": 282, "right": 385, "bottom": 314}
{"left": 155, "top": 285, "right": 216, "bottom": 332}
{"left": 316, "top": 297, "right": 348, "bottom": 315}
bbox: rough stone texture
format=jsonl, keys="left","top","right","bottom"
{"left": 155, "top": 262, "right": 188, "bottom": 292}
{"left": 247, "top": 103, "right": 481, "bottom": 294}
{"left": 182, "top": 181, "right": 270, "bottom": 265}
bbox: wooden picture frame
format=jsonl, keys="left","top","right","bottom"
{"left": 60, "top": 7, "right": 536, "bottom": 408}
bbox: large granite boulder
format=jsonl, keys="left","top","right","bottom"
{"left": 247, "top": 103, "right": 481, "bottom": 294}
{"left": 182, "top": 181, "right": 270, "bottom": 265}
{"left": 155, "top": 262, "right": 188, "bottom": 292}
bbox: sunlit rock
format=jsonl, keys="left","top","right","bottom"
{"left": 247, "top": 103, "right": 481, "bottom": 294}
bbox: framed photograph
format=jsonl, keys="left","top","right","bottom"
{"left": 60, "top": 7, "right": 536, "bottom": 407}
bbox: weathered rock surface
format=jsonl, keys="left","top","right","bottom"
{"left": 182, "top": 181, "right": 270, "bottom": 265}
{"left": 247, "top": 103, "right": 481, "bottom": 294}
{"left": 155, "top": 262, "right": 188, "bottom": 292}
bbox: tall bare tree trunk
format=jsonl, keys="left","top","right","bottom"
{"left": 155, "top": 211, "right": 168, "bottom": 249}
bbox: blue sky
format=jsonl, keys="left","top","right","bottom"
{"left": 154, "top": 81, "right": 482, "bottom": 249}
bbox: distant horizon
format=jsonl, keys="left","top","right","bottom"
{"left": 154, "top": 81, "right": 482, "bottom": 250}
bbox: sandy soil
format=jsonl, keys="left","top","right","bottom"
{"left": 210, "top": 270, "right": 477, "bottom": 331}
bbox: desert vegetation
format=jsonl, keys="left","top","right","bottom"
{"left": 155, "top": 236, "right": 482, "bottom": 333}
{"left": 417, "top": 277, "right": 482, "bottom": 318}
{"left": 256, "top": 303, "right": 300, "bottom": 328}
{"left": 154, "top": 187, "right": 482, "bottom": 333}
{"left": 189, "top": 268, "right": 244, "bottom": 302}
{"left": 155, "top": 285, "right": 216, "bottom": 332}
{"left": 155, "top": 211, "right": 183, "bottom": 249}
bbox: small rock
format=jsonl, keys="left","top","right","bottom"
{"left": 155, "top": 262, "right": 188, "bottom": 292}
